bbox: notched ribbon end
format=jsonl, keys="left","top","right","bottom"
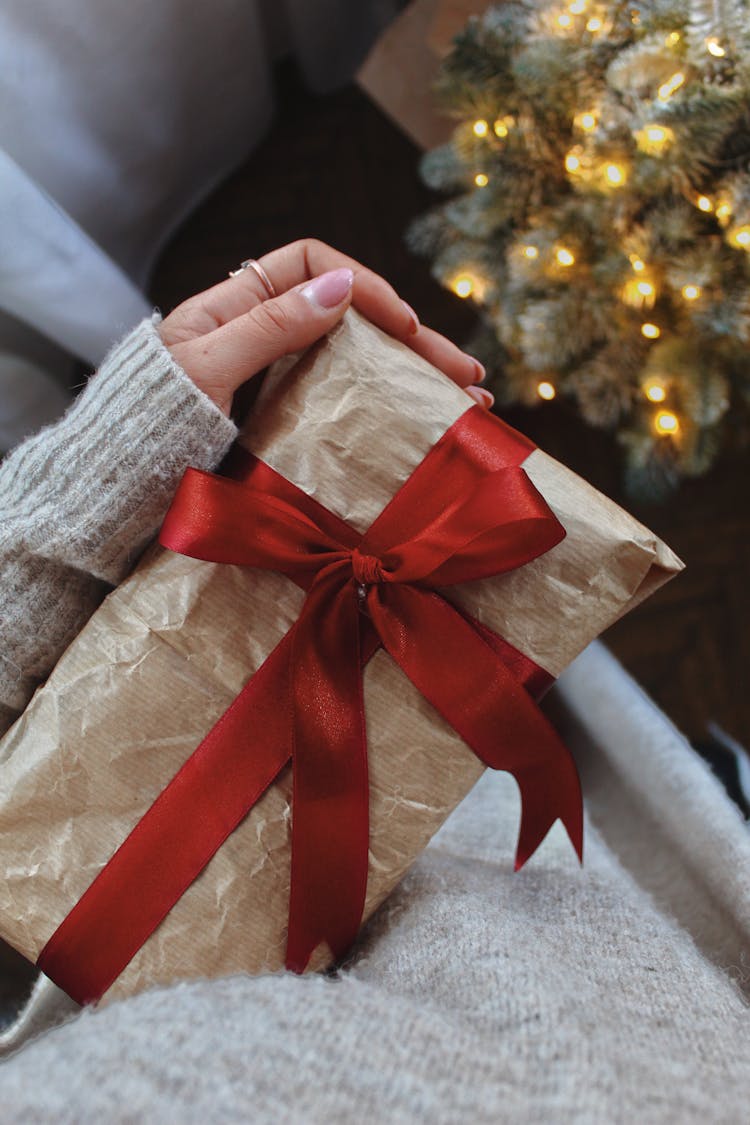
{"left": 513, "top": 768, "right": 585, "bottom": 874}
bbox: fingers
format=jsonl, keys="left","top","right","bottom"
{"left": 167, "top": 269, "right": 354, "bottom": 413}
{"left": 160, "top": 239, "right": 417, "bottom": 347}
{"left": 279, "top": 241, "right": 417, "bottom": 343}
{"left": 160, "top": 236, "right": 493, "bottom": 410}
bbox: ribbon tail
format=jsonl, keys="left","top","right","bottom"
{"left": 511, "top": 757, "right": 583, "bottom": 872}
{"left": 37, "top": 632, "right": 297, "bottom": 1005}
{"left": 285, "top": 564, "right": 370, "bottom": 973}
{"left": 369, "top": 585, "right": 583, "bottom": 873}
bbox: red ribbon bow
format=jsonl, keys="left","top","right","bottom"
{"left": 37, "top": 407, "right": 583, "bottom": 1004}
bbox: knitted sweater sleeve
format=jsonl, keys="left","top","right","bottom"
{"left": 0, "top": 312, "right": 238, "bottom": 737}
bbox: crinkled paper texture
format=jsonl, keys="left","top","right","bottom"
{"left": 0, "top": 308, "right": 683, "bottom": 1005}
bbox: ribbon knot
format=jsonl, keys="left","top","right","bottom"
{"left": 351, "top": 548, "right": 386, "bottom": 587}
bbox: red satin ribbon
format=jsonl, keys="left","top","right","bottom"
{"left": 37, "top": 406, "right": 583, "bottom": 1004}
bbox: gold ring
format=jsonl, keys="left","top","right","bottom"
{"left": 228, "top": 258, "right": 277, "bottom": 298}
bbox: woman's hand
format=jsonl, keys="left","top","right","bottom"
{"left": 157, "top": 239, "right": 493, "bottom": 416}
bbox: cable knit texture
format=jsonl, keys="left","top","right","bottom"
{"left": 0, "top": 323, "right": 749, "bottom": 1120}
{"left": 0, "top": 312, "right": 237, "bottom": 728}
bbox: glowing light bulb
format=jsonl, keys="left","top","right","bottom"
{"left": 453, "top": 276, "right": 474, "bottom": 298}
{"left": 641, "top": 323, "right": 661, "bottom": 339}
{"left": 537, "top": 381, "right": 557, "bottom": 400}
{"left": 706, "top": 37, "right": 726, "bottom": 57}
{"left": 623, "top": 275, "right": 656, "bottom": 307}
{"left": 716, "top": 202, "right": 732, "bottom": 224}
{"left": 474, "top": 172, "right": 489, "bottom": 187}
{"left": 728, "top": 224, "right": 750, "bottom": 248}
{"left": 586, "top": 16, "right": 602, "bottom": 30}
{"left": 636, "top": 123, "right": 675, "bottom": 155}
{"left": 557, "top": 12, "right": 573, "bottom": 27}
{"left": 523, "top": 245, "right": 539, "bottom": 259}
{"left": 697, "top": 195, "right": 713, "bottom": 212}
{"left": 681, "top": 284, "right": 701, "bottom": 300}
{"left": 654, "top": 409, "right": 679, "bottom": 435}
{"left": 556, "top": 247, "right": 575, "bottom": 267}
{"left": 493, "top": 119, "right": 509, "bottom": 138}
{"left": 473, "top": 119, "right": 489, "bottom": 137}
{"left": 644, "top": 378, "right": 666, "bottom": 401}
{"left": 658, "top": 72, "right": 685, "bottom": 101}
{"left": 569, "top": 0, "right": 586, "bottom": 13}
{"left": 605, "top": 163, "right": 625, "bottom": 185}
{"left": 665, "top": 30, "right": 681, "bottom": 46}
{"left": 629, "top": 255, "right": 646, "bottom": 273}
{"left": 576, "top": 111, "right": 597, "bottom": 132}
{"left": 565, "top": 151, "right": 581, "bottom": 172}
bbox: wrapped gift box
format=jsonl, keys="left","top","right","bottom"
{"left": 0, "top": 307, "right": 682, "bottom": 1006}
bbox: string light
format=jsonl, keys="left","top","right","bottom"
{"left": 586, "top": 16, "right": 602, "bottom": 30}
{"left": 623, "top": 276, "right": 656, "bottom": 307}
{"left": 473, "top": 119, "right": 489, "bottom": 137}
{"left": 575, "top": 111, "right": 597, "bottom": 132}
{"left": 728, "top": 225, "right": 750, "bottom": 249}
{"left": 643, "top": 378, "right": 666, "bottom": 401}
{"left": 696, "top": 195, "right": 713, "bottom": 212}
{"left": 493, "top": 120, "right": 508, "bottom": 138}
{"left": 556, "top": 247, "right": 575, "bottom": 266}
{"left": 453, "top": 276, "right": 475, "bottom": 298}
{"left": 665, "top": 31, "right": 681, "bottom": 46}
{"left": 474, "top": 172, "right": 489, "bottom": 187}
{"left": 716, "top": 201, "right": 732, "bottom": 225}
{"left": 705, "top": 37, "right": 726, "bottom": 57}
{"left": 605, "top": 163, "right": 626, "bottom": 186}
{"left": 654, "top": 409, "right": 679, "bottom": 435}
{"left": 523, "top": 245, "right": 539, "bottom": 259}
{"left": 681, "top": 284, "right": 701, "bottom": 300}
{"left": 658, "top": 72, "right": 685, "bottom": 101}
{"left": 569, "top": 0, "right": 586, "bottom": 13}
{"left": 557, "top": 12, "right": 573, "bottom": 28}
{"left": 635, "top": 123, "right": 674, "bottom": 155}
{"left": 537, "top": 381, "right": 557, "bottom": 400}
{"left": 629, "top": 254, "right": 646, "bottom": 273}
{"left": 565, "top": 151, "right": 582, "bottom": 173}
{"left": 641, "top": 323, "right": 661, "bottom": 339}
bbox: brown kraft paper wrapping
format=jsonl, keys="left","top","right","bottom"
{"left": 0, "top": 307, "right": 683, "bottom": 1005}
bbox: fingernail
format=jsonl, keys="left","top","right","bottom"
{"left": 401, "top": 300, "right": 420, "bottom": 334}
{"left": 466, "top": 386, "right": 494, "bottom": 410}
{"left": 471, "top": 359, "right": 486, "bottom": 383}
{"left": 301, "top": 268, "right": 354, "bottom": 310}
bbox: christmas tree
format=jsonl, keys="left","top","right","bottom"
{"left": 407, "top": 0, "right": 750, "bottom": 499}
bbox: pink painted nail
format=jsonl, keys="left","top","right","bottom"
{"left": 401, "top": 300, "right": 420, "bottom": 334}
{"left": 471, "top": 359, "right": 486, "bottom": 383}
{"left": 466, "top": 386, "right": 494, "bottom": 409}
{"left": 301, "top": 268, "right": 354, "bottom": 310}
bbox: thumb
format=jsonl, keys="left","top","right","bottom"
{"left": 173, "top": 268, "right": 354, "bottom": 413}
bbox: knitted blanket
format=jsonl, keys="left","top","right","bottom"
{"left": 1, "top": 641, "right": 748, "bottom": 1123}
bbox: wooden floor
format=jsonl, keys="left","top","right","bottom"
{"left": 152, "top": 60, "right": 750, "bottom": 754}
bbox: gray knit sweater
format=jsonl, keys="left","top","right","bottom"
{"left": 2, "top": 316, "right": 750, "bottom": 1121}
{"left": 0, "top": 312, "right": 238, "bottom": 739}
